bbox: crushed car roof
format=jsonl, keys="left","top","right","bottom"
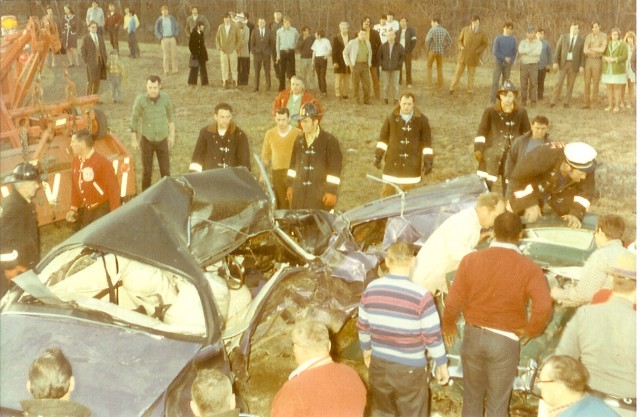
{"left": 39, "top": 168, "right": 272, "bottom": 280}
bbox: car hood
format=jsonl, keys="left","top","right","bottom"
{"left": 344, "top": 175, "right": 488, "bottom": 225}
{"left": 39, "top": 168, "right": 272, "bottom": 280}
{"left": 0, "top": 312, "right": 202, "bottom": 415}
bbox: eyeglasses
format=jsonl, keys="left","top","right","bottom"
{"left": 535, "top": 376, "right": 555, "bottom": 384}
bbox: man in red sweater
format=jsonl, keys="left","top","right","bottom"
{"left": 443, "top": 211, "right": 552, "bottom": 417}
{"left": 66, "top": 129, "right": 121, "bottom": 228}
{"left": 270, "top": 319, "right": 366, "bottom": 417}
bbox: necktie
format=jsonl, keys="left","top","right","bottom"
{"left": 261, "top": 29, "right": 264, "bottom": 38}
{"left": 92, "top": 34, "right": 98, "bottom": 46}
{"left": 569, "top": 36, "right": 574, "bottom": 52}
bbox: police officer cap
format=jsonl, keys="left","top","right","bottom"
{"left": 564, "top": 142, "right": 597, "bottom": 173}
{"left": 3, "top": 162, "right": 43, "bottom": 184}
{"left": 497, "top": 79, "right": 518, "bottom": 98}
{"left": 292, "top": 101, "right": 323, "bottom": 121}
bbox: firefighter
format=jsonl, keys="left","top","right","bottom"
{"left": 508, "top": 141, "right": 597, "bottom": 228}
{"left": 474, "top": 79, "right": 530, "bottom": 194}
{"left": 0, "top": 163, "right": 42, "bottom": 297}
{"left": 286, "top": 101, "right": 342, "bottom": 210}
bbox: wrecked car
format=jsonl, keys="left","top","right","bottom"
{"left": 344, "top": 178, "right": 599, "bottom": 414}
{"left": 0, "top": 169, "right": 593, "bottom": 416}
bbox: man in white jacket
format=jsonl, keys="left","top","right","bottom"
{"left": 412, "top": 192, "right": 505, "bottom": 294}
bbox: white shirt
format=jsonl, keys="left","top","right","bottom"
{"left": 374, "top": 23, "right": 388, "bottom": 44}
{"left": 411, "top": 206, "right": 481, "bottom": 294}
{"left": 311, "top": 37, "right": 332, "bottom": 57}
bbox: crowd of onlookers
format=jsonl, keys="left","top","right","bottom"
{"left": 2, "top": 3, "right": 637, "bottom": 417}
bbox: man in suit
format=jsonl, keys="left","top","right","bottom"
{"left": 250, "top": 17, "right": 272, "bottom": 92}
{"left": 81, "top": 20, "right": 107, "bottom": 95}
{"left": 332, "top": 22, "right": 351, "bottom": 99}
{"left": 550, "top": 22, "right": 585, "bottom": 108}
{"left": 379, "top": 29, "right": 404, "bottom": 105}
{"left": 397, "top": 17, "right": 417, "bottom": 88}
{"left": 362, "top": 17, "right": 382, "bottom": 99}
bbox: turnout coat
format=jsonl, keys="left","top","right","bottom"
{"left": 287, "top": 129, "right": 342, "bottom": 210}
{"left": 190, "top": 122, "right": 251, "bottom": 172}
{"left": 375, "top": 106, "right": 432, "bottom": 184}
{"left": 474, "top": 102, "right": 530, "bottom": 182}
{"left": 509, "top": 143, "right": 595, "bottom": 221}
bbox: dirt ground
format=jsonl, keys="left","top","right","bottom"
{"left": 33, "top": 40, "right": 636, "bottom": 417}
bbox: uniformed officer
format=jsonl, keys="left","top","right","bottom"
{"left": 189, "top": 102, "right": 251, "bottom": 172}
{"left": 66, "top": 129, "right": 121, "bottom": 228}
{"left": 474, "top": 80, "right": 530, "bottom": 194}
{"left": 0, "top": 163, "right": 42, "bottom": 296}
{"left": 374, "top": 92, "right": 433, "bottom": 197}
{"left": 508, "top": 141, "right": 597, "bottom": 228}
{"left": 286, "top": 101, "right": 342, "bottom": 210}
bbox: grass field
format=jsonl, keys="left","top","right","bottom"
{"left": 39, "top": 41, "right": 636, "bottom": 248}
{"left": 36, "top": 40, "right": 636, "bottom": 416}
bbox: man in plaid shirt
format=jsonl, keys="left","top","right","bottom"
{"left": 425, "top": 18, "right": 452, "bottom": 90}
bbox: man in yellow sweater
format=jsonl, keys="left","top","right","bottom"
{"left": 261, "top": 108, "right": 301, "bottom": 209}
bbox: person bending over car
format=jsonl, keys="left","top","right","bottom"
{"left": 21, "top": 348, "right": 92, "bottom": 417}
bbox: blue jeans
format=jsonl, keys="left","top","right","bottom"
{"left": 489, "top": 61, "right": 513, "bottom": 102}
{"left": 461, "top": 324, "right": 519, "bottom": 417}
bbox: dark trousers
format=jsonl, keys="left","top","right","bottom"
{"left": 369, "top": 356, "right": 430, "bottom": 417}
{"left": 314, "top": 57, "right": 328, "bottom": 94}
{"left": 272, "top": 169, "right": 288, "bottom": 209}
{"left": 253, "top": 52, "right": 271, "bottom": 90}
{"left": 86, "top": 79, "right": 100, "bottom": 95}
{"left": 141, "top": 137, "right": 170, "bottom": 190}
{"left": 399, "top": 51, "right": 413, "bottom": 85}
{"left": 272, "top": 53, "right": 280, "bottom": 84}
{"left": 188, "top": 61, "right": 209, "bottom": 85}
{"left": 461, "top": 325, "right": 520, "bottom": 417}
{"left": 78, "top": 200, "right": 110, "bottom": 229}
{"left": 537, "top": 68, "right": 547, "bottom": 100}
{"left": 278, "top": 49, "right": 296, "bottom": 91}
{"left": 127, "top": 32, "right": 139, "bottom": 58}
{"left": 107, "top": 27, "right": 119, "bottom": 52}
{"left": 237, "top": 57, "right": 250, "bottom": 85}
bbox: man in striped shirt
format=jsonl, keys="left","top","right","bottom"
{"left": 358, "top": 242, "right": 449, "bottom": 417}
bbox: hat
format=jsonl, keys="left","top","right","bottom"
{"left": 526, "top": 25, "right": 536, "bottom": 32}
{"left": 233, "top": 12, "right": 247, "bottom": 24}
{"left": 3, "top": 162, "right": 43, "bottom": 184}
{"left": 496, "top": 79, "right": 518, "bottom": 98}
{"left": 292, "top": 101, "right": 323, "bottom": 121}
{"left": 564, "top": 142, "right": 597, "bottom": 173}
{"left": 606, "top": 251, "right": 636, "bottom": 280}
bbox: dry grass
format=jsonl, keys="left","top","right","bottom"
{"left": 36, "top": 41, "right": 635, "bottom": 416}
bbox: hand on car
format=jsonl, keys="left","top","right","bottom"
{"left": 523, "top": 205, "right": 541, "bottom": 223}
{"left": 373, "top": 155, "right": 382, "bottom": 169}
{"left": 562, "top": 214, "right": 581, "bottom": 229}
{"left": 474, "top": 150, "right": 483, "bottom": 163}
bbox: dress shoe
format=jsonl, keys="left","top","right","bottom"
{"left": 563, "top": 103, "right": 569, "bottom": 108}
{"left": 582, "top": 104, "right": 590, "bottom": 109}
{"left": 253, "top": 88, "right": 259, "bottom": 92}
{"left": 549, "top": 103, "right": 555, "bottom": 108}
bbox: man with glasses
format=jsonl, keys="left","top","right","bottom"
{"left": 536, "top": 355, "right": 620, "bottom": 416}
